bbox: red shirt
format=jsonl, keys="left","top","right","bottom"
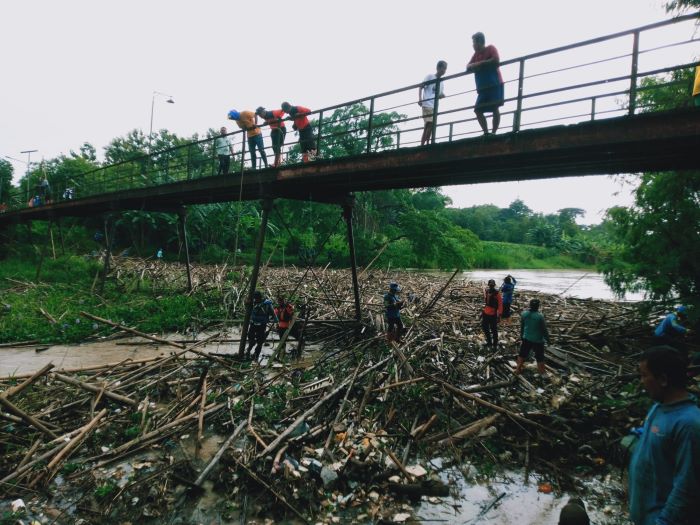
{"left": 483, "top": 289, "right": 503, "bottom": 317}
{"left": 289, "top": 106, "right": 311, "bottom": 130}
{"left": 263, "top": 109, "right": 286, "bottom": 130}
{"left": 275, "top": 303, "right": 294, "bottom": 329}
{"left": 468, "top": 45, "right": 503, "bottom": 84}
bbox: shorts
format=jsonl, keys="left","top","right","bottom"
{"left": 422, "top": 106, "right": 435, "bottom": 123}
{"left": 519, "top": 339, "right": 545, "bottom": 362}
{"left": 271, "top": 127, "right": 287, "bottom": 154}
{"left": 475, "top": 83, "right": 505, "bottom": 113}
{"left": 298, "top": 126, "right": 315, "bottom": 153}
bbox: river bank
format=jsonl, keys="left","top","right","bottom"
{"left": 1, "top": 266, "right": 678, "bottom": 524}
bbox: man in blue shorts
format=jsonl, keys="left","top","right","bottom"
{"left": 466, "top": 32, "right": 504, "bottom": 135}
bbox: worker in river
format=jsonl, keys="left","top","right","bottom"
{"left": 481, "top": 279, "right": 503, "bottom": 349}
{"left": 246, "top": 290, "right": 277, "bottom": 361}
{"left": 654, "top": 305, "right": 692, "bottom": 351}
{"left": 515, "top": 298, "right": 550, "bottom": 376}
{"left": 384, "top": 282, "right": 405, "bottom": 343}
{"left": 500, "top": 274, "right": 517, "bottom": 321}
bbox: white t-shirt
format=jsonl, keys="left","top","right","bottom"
{"left": 215, "top": 136, "right": 231, "bottom": 156}
{"left": 421, "top": 73, "right": 445, "bottom": 108}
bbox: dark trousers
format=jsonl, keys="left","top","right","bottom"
{"left": 247, "top": 134, "right": 268, "bottom": 169}
{"left": 247, "top": 323, "right": 268, "bottom": 358}
{"left": 481, "top": 314, "right": 499, "bottom": 347}
{"left": 217, "top": 155, "right": 230, "bottom": 176}
{"left": 387, "top": 317, "right": 404, "bottom": 341}
{"left": 502, "top": 302, "right": 512, "bottom": 319}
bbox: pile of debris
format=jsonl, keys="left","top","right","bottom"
{"left": 0, "top": 267, "right": 677, "bottom": 523}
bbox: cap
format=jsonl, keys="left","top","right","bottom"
{"left": 227, "top": 109, "right": 240, "bottom": 120}
{"left": 676, "top": 305, "right": 688, "bottom": 315}
{"left": 256, "top": 106, "right": 265, "bottom": 114}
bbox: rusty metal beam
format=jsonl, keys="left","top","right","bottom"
{"left": 2, "top": 108, "right": 698, "bottom": 225}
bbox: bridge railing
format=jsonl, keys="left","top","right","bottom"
{"left": 6, "top": 13, "right": 699, "bottom": 212}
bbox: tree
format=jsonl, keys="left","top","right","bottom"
{"left": 0, "top": 159, "right": 13, "bottom": 205}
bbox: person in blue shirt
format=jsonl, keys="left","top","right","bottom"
{"left": 628, "top": 346, "right": 700, "bottom": 525}
{"left": 500, "top": 275, "right": 517, "bottom": 320}
{"left": 654, "top": 305, "right": 692, "bottom": 342}
{"left": 246, "top": 290, "right": 277, "bottom": 361}
{"left": 384, "top": 282, "right": 405, "bottom": 343}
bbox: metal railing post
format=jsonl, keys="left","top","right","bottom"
{"left": 590, "top": 97, "right": 597, "bottom": 120}
{"left": 430, "top": 78, "right": 441, "bottom": 145}
{"left": 366, "top": 98, "right": 375, "bottom": 154}
{"left": 240, "top": 132, "right": 247, "bottom": 175}
{"left": 449, "top": 123, "right": 454, "bottom": 142}
{"left": 396, "top": 130, "right": 401, "bottom": 149}
{"left": 514, "top": 59, "right": 525, "bottom": 132}
{"left": 629, "top": 30, "right": 640, "bottom": 116}
{"left": 315, "top": 110, "right": 324, "bottom": 156}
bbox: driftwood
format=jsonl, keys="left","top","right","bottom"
{"left": 80, "top": 311, "right": 186, "bottom": 349}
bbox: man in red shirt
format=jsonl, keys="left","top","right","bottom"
{"left": 256, "top": 106, "right": 287, "bottom": 167}
{"left": 466, "top": 32, "right": 504, "bottom": 135}
{"left": 281, "top": 102, "right": 317, "bottom": 162}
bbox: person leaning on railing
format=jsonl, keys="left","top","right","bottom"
{"left": 693, "top": 65, "right": 700, "bottom": 108}
{"left": 227, "top": 109, "right": 269, "bottom": 169}
{"left": 256, "top": 106, "right": 287, "bottom": 168}
{"left": 281, "top": 102, "right": 317, "bottom": 162}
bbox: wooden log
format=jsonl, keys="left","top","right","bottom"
{"left": 43, "top": 408, "right": 108, "bottom": 481}
{"left": 79, "top": 311, "right": 185, "bottom": 349}
{"left": 0, "top": 395, "right": 58, "bottom": 438}
{"left": 194, "top": 419, "right": 247, "bottom": 487}
{"left": 52, "top": 373, "right": 137, "bottom": 407}
{"left": 257, "top": 356, "right": 392, "bottom": 458}
{"left": 1, "top": 363, "right": 55, "bottom": 399}
{"left": 437, "top": 413, "right": 500, "bottom": 446}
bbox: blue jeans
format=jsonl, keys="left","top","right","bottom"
{"left": 247, "top": 134, "right": 268, "bottom": 169}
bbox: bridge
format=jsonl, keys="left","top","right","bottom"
{"left": 2, "top": 14, "right": 698, "bottom": 355}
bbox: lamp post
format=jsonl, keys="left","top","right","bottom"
{"left": 20, "top": 149, "right": 37, "bottom": 204}
{"left": 148, "top": 91, "right": 175, "bottom": 152}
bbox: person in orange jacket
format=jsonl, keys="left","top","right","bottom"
{"left": 281, "top": 102, "right": 317, "bottom": 162}
{"left": 274, "top": 295, "right": 302, "bottom": 341}
{"left": 481, "top": 278, "right": 503, "bottom": 349}
{"left": 256, "top": 106, "right": 287, "bottom": 167}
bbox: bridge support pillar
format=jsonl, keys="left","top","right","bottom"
{"left": 99, "top": 215, "right": 116, "bottom": 294}
{"left": 342, "top": 195, "right": 362, "bottom": 322}
{"left": 177, "top": 207, "right": 193, "bottom": 292}
{"left": 238, "top": 197, "right": 273, "bottom": 359}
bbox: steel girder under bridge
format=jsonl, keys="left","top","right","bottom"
{"left": 2, "top": 108, "right": 699, "bottom": 223}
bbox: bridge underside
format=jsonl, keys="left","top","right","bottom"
{"left": 4, "top": 108, "right": 699, "bottom": 222}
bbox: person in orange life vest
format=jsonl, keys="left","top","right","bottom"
{"left": 281, "top": 102, "right": 317, "bottom": 162}
{"left": 256, "top": 107, "right": 287, "bottom": 168}
{"left": 274, "top": 295, "right": 302, "bottom": 341}
{"left": 481, "top": 279, "right": 503, "bottom": 349}
{"left": 227, "top": 109, "right": 269, "bottom": 169}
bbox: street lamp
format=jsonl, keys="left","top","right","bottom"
{"left": 20, "top": 150, "right": 38, "bottom": 204}
{"left": 148, "top": 91, "right": 175, "bottom": 152}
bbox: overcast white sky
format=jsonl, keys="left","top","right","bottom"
{"left": 0, "top": 0, "right": 692, "bottom": 223}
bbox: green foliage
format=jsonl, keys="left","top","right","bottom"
{"left": 94, "top": 480, "right": 118, "bottom": 499}
{"left": 473, "top": 242, "right": 592, "bottom": 269}
{"left": 0, "top": 158, "right": 12, "bottom": 205}
{"left": 0, "top": 255, "right": 225, "bottom": 344}
{"left": 601, "top": 172, "right": 700, "bottom": 302}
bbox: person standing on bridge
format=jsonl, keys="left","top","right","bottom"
{"left": 466, "top": 32, "right": 504, "bottom": 135}
{"left": 227, "top": 109, "right": 269, "bottom": 169}
{"left": 418, "top": 60, "right": 447, "bottom": 146}
{"left": 214, "top": 127, "right": 234, "bottom": 175}
{"left": 281, "top": 102, "right": 317, "bottom": 162}
{"left": 256, "top": 106, "right": 287, "bottom": 167}
{"left": 693, "top": 65, "right": 700, "bottom": 107}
